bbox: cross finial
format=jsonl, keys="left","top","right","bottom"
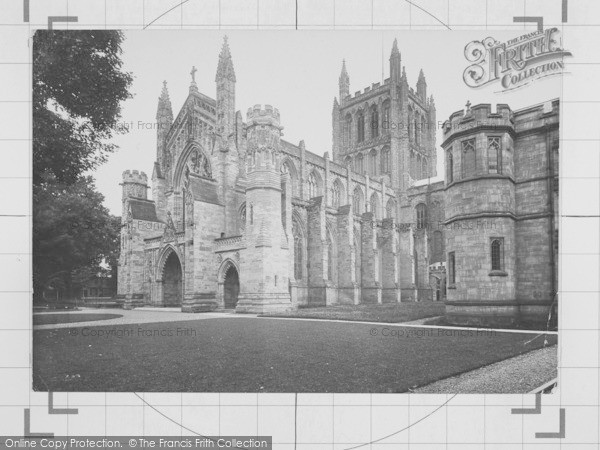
{"left": 466, "top": 100, "right": 471, "bottom": 110}
{"left": 190, "top": 66, "right": 197, "bottom": 83}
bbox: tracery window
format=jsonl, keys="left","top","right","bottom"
{"left": 416, "top": 203, "right": 428, "bottom": 229}
{"left": 189, "top": 149, "right": 211, "bottom": 178}
{"left": 331, "top": 181, "right": 341, "bottom": 209}
{"left": 369, "top": 150, "right": 378, "bottom": 177}
{"left": 381, "top": 146, "right": 391, "bottom": 173}
{"left": 488, "top": 137, "right": 502, "bottom": 174}
{"left": 462, "top": 139, "right": 476, "bottom": 179}
{"left": 357, "top": 111, "right": 365, "bottom": 143}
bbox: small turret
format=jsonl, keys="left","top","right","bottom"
{"left": 245, "top": 105, "right": 283, "bottom": 181}
{"left": 156, "top": 81, "right": 173, "bottom": 168}
{"left": 417, "top": 69, "right": 427, "bottom": 101}
{"left": 121, "top": 170, "right": 148, "bottom": 222}
{"left": 390, "top": 38, "right": 401, "bottom": 82}
{"left": 339, "top": 60, "right": 350, "bottom": 104}
{"left": 215, "top": 35, "right": 236, "bottom": 82}
{"left": 236, "top": 104, "right": 292, "bottom": 312}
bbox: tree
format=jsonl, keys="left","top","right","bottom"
{"left": 33, "top": 30, "right": 133, "bottom": 185}
{"left": 33, "top": 31, "right": 132, "bottom": 302}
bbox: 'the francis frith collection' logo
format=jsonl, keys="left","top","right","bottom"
{"left": 463, "top": 28, "right": 572, "bottom": 91}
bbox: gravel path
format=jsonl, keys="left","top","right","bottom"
{"left": 414, "top": 344, "right": 557, "bottom": 393}
{"left": 34, "top": 308, "right": 254, "bottom": 330}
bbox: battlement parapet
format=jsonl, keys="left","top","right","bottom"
{"left": 442, "top": 103, "right": 514, "bottom": 140}
{"left": 122, "top": 170, "right": 148, "bottom": 184}
{"left": 246, "top": 104, "right": 281, "bottom": 126}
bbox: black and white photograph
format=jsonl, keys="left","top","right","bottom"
{"left": 32, "top": 30, "right": 561, "bottom": 393}
{"left": 3, "top": 0, "right": 600, "bottom": 446}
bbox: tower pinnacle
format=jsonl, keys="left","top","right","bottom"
{"left": 216, "top": 35, "right": 236, "bottom": 82}
{"left": 339, "top": 59, "right": 350, "bottom": 102}
{"left": 390, "top": 39, "right": 401, "bottom": 82}
{"left": 156, "top": 80, "right": 173, "bottom": 121}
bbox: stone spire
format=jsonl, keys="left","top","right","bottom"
{"left": 339, "top": 59, "right": 350, "bottom": 103}
{"left": 391, "top": 38, "right": 400, "bottom": 57}
{"left": 156, "top": 80, "right": 173, "bottom": 121}
{"left": 417, "top": 68, "right": 427, "bottom": 100}
{"left": 390, "top": 38, "right": 401, "bottom": 82}
{"left": 215, "top": 35, "right": 236, "bottom": 82}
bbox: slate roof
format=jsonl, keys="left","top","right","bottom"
{"left": 129, "top": 198, "right": 160, "bottom": 222}
{"left": 189, "top": 176, "right": 222, "bottom": 206}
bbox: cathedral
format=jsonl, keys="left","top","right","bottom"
{"left": 117, "top": 37, "right": 558, "bottom": 327}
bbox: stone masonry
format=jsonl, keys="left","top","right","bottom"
{"left": 116, "top": 37, "right": 558, "bottom": 326}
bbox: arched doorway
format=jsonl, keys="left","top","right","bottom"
{"left": 223, "top": 265, "right": 239, "bottom": 309}
{"left": 162, "top": 251, "right": 182, "bottom": 306}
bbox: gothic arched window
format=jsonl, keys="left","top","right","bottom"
{"left": 292, "top": 219, "right": 304, "bottom": 280}
{"left": 357, "top": 110, "right": 365, "bottom": 143}
{"left": 327, "top": 232, "right": 335, "bottom": 282}
{"left": 416, "top": 203, "right": 428, "bottom": 229}
{"left": 370, "top": 106, "right": 379, "bottom": 138}
{"left": 421, "top": 157, "right": 428, "bottom": 179}
{"left": 447, "top": 151, "right": 454, "bottom": 183}
{"left": 488, "top": 136, "right": 502, "bottom": 174}
{"left": 308, "top": 172, "right": 319, "bottom": 199}
{"left": 239, "top": 204, "right": 246, "bottom": 233}
{"left": 354, "top": 153, "right": 364, "bottom": 174}
{"left": 381, "top": 146, "right": 391, "bottom": 173}
{"left": 386, "top": 198, "right": 395, "bottom": 219}
{"left": 353, "top": 187, "right": 363, "bottom": 215}
{"left": 369, "top": 150, "right": 378, "bottom": 177}
{"left": 189, "top": 149, "right": 211, "bottom": 178}
{"left": 345, "top": 114, "right": 352, "bottom": 148}
{"left": 462, "top": 139, "right": 476, "bottom": 179}
{"left": 331, "top": 180, "right": 342, "bottom": 209}
{"left": 281, "top": 161, "right": 298, "bottom": 197}
{"left": 382, "top": 100, "right": 391, "bottom": 135}
{"left": 370, "top": 193, "right": 379, "bottom": 219}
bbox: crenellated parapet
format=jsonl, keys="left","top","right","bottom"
{"left": 122, "top": 169, "right": 148, "bottom": 185}
{"left": 246, "top": 104, "right": 281, "bottom": 126}
{"left": 442, "top": 103, "right": 515, "bottom": 145}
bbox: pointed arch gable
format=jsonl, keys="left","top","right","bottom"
{"left": 173, "top": 141, "right": 212, "bottom": 188}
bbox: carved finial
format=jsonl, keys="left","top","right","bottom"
{"left": 216, "top": 35, "right": 236, "bottom": 82}
{"left": 465, "top": 100, "right": 472, "bottom": 112}
{"left": 190, "top": 66, "right": 197, "bottom": 83}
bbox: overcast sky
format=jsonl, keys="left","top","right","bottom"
{"left": 94, "top": 30, "right": 561, "bottom": 215}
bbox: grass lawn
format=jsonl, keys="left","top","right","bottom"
{"left": 261, "top": 302, "right": 445, "bottom": 323}
{"left": 34, "top": 317, "right": 556, "bottom": 393}
{"left": 33, "top": 313, "right": 123, "bottom": 326}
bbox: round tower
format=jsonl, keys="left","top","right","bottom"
{"left": 236, "top": 105, "right": 292, "bottom": 314}
{"left": 442, "top": 103, "right": 517, "bottom": 326}
{"left": 121, "top": 170, "right": 148, "bottom": 221}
